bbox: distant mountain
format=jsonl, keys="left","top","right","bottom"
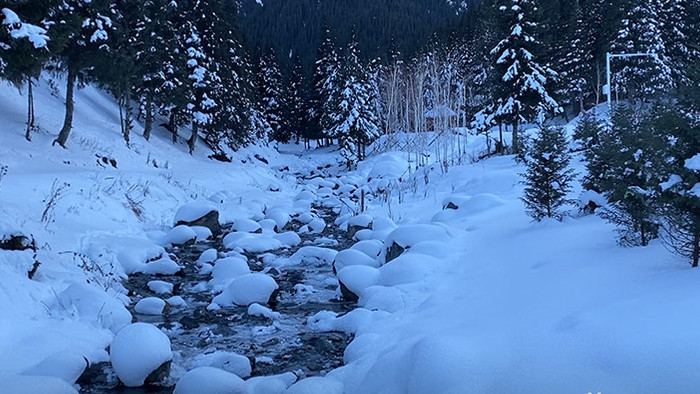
{"left": 239, "top": 0, "right": 469, "bottom": 72}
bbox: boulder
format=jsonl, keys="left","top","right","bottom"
{"left": 176, "top": 210, "right": 221, "bottom": 236}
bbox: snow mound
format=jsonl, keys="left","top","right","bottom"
{"left": 198, "top": 248, "right": 218, "bottom": 265}
{"left": 0, "top": 375, "right": 78, "bottom": 394}
{"left": 245, "top": 372, "right": 297, "bottom": 394}
{"left": 379, "top": 253, "right": 441, "bottom": 286}
{"left": 287, "top": 246, "right": 338, "bottom": 266}
{"left": 210, "top": 256, "right": 251, "bottom": 291}
{"left": 338, "top": 265, "right": 382, "bottom": 298}
{"left": 350, "top": 239, "right": 384, "bottom": 258}
{"left": 307, "top": 308, "right": 390, "bottom": 335}
{"left": 148, "top": 280, "right": 173, "bottom": 295}
{"left": 224, "top": 232, "right": 282, "bottom": 253}
{"left": 685, "top": 153, "right": 700, "bottom": 170}
{"left": 110, "top": 323, "right": 173, "bottom": 387}
{"left": 307, "top": 218, "right": 326, "bottom": 234}
{"left": 167, "top": 296, "right": 187, "bottom": 307}
{"left": 359, "top": 285, "right": 407, "bottom": 313}
{"left": 134, "top": 297, "right": 166, "bottom": 315}
{"left": 334, "top": 248, "right": 380, "bottom": 273}
{"left": 190, "top": 351, "right": 252, "bottom": 378}
{"left": 22, "top": 351, "right": 87, "bottom": 384}
{"left": 232, "top": 219, "right": 262, "bottom": 233}
{"left": 142, "top": 254, "right": 182, "bottom": 275}
{"left": 213, "top": 273, "right": 278, "bottom": 307}
{"left": 248, "top": 303, "right": 281, "bottom": 320}
{"left": 273, "top": 231, "right": 302, "bottom": 247}
{"left": 55, "top": 283, "right": 131, "bottom": 333}
{"left": 165, "top": 225, "right": 197, "bottom": 245}
{"left": 174, "top": 367, "right": 249, "bottom": 394}
{"left": 285, "top": 376, "right": 343, "bottom": 394}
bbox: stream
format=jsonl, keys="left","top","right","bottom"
{"left": 79, "top": 197, "right": 357, "bottom": 393}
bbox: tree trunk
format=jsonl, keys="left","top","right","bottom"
{"left": 170, "top": 110, "right": 178, "bottom": 143}
{"left": 692, "top": 233, "right": 699, "bottom": 268}
{"left": 188, "top": 123, "right": 198, "bottom": 154}
{"left": 25, "top": 78, "right": 34, "bottom": 141}
{"left": 143, "top": 95, "right": 153, "bottom": 141}
{"left": 512, "top": 120, "right": 519, "bottom": 153}
{"left": 123, "top": 90, "right": 132, "bottom": 147}
{"left": 53, "top": 65, "right": 77, "bottom": 148}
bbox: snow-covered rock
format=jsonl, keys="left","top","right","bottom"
{"left": 165, "top": 225, "right": 197, "bottom": 246}
{"left": 248, "top": 303, "right": 281, "bottom": 320}
{"left": 337, "top": 265, "right": 382, "bottom": 300}
{"left": 174, "top": 367, "right": 250, "bottom": 394}
{"left": 273, "top": 231, "right": 302, "bottom": 247}
{"left": 245, "top": 372, "right": 297, "bottom": 394}
{"left": 134, "top": 297, "right": 167, "bottom": 315}
{"left": 174, "top": 203, "right": 221, "bottom": 235}
{"left": 350, "top": 239, "right": 384, "bottom": 258}
{"left": 167, "top": 296, "right": 187, "bottom": 307}
{"left": 334, "top": 248, "right": 380, "bottom": 273}
{"left": 110, "top": 323, "right": 173, "bottom": 387}
{"left": 287, "top": 246, "right": 337, "bottom": 266}
{"left": 148, "top": 280, "right": 173, "bottom": 295}
{"left": 384, "top": 224, "right": 450, "bottom": 263}
{"left": 232, "top": 219, "right": 262, "bottom": 233}
{"left": 190, "top": 351, "right": 252, "bottom": 378}
{"left": 212, "top": 273, "right": 278, "bottom": 307}
{"left": 142, "top": 254, "right": 182, "bottom": 275}
{"left": 190, "top": 226, "right": 213, "bottom": 241}
{"left": 307, "top": 218, "right": 326, "bottom": 234}
{"left": 210, "top": 256, "right": 251, "bottom": 290}
{"left": 197, "top": 248, "right": 218, "bottom": 265}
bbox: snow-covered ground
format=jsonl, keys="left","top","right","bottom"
{"left": 1, "top": 76, "right": 699, "bottom": 393}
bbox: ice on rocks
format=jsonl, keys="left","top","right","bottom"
{"left": 110, "top": 323, "right": 172, "bottom": 387}
{"left": 174, "top": 367, "right": 249, "bottom": 394}
{"left": 134, "top": 297, "right": 167, "bottom": 315}
{"left": 212, "top": 273, "right": 278, "bottom": 307}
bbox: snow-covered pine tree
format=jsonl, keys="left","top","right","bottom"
{"left": 597, "top": 105, "right": 670, "bottom": 246}
{"left": 490, "top": 0, "right": 559, "bottom": 153}
{"left": 521, "top": 125, "right": 575, "bottom": 221}
{"left": 49, "top": 0, "right": 114, "bottom": 148}
{"left": 287, "top": 56, "right": 309, "bottom": 144}
{"left": 573, "top": 110, "right": 605, "bottom": 151}
{"left": 0, "top": 4, "right": 51, "bottom": 141}
{"left": 658, "top": 0, "right": 698, "bottom": 86}
{"left": 257, "top": 48, "right": 286, "bottom": 142}
{"left": 653, "top": 102, "right": 700, "bottom": 266}
{"left": 314, "top": 28, "right": 342, "bottom": 139}
{"left": 610, "top": 0, "right": 674, "bottom": 103}
{"left": 134, "top": 0, "right": 184, "bottom": 142}
{"left": 331, "top": 39, "right": 380, "bottom": 166}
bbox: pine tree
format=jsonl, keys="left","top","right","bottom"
{"left": 610, "top": 0, "right": 673, "bottom": 102}
{"left": 597, "top": 105, "right": 670, "bottom": 246}
{"left": 331, "top": 39, "right": 380, "bottom": 166}
{"left": 49, "top": 0, "right": 115, "bottom": 148}
{"left": 0, "top": 4, "right": 51, "bottom": 141}
{"left": 314, "top": 28, "right": 342, "bottom": 137}
{"left": 572, "top": 110, "right": 605, "bottom": 151}
{"left": 257, "top": 49, "right": 285, "bottom": 142}
{"left": 490, "top": 0, "right": 559, "bottom": 153}
{"left": 521, "top": 125, "right": 575, "bottom": 221}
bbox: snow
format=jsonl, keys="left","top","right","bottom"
{"left": 210, "top": 256, "right": 252, "bottom": 291}
{"left": 54, "top": 283, "right": 132, "bottom": 333}
{"left": 285, "top": 246, "right": 338, "bottom": 266}
{"left": 167, "top": 296, "right": 187, "bottom": 307}
{"left": 273, "top": 231, "right": 302, "bottom": 247}
{"left": 165, "top": 225, "right": 197, "bottom": 245}
{"left": 189, "top": 351, "right": 252, "bottom": 378}
{"left": 247, "top": 303, "right": 281, "bottom": 320}
{"left": 198, "top": 248, "right": 218, "bottom": 265}
{"left": 22, "top": 351, "right": 87, "bottom": 384}
{"left": 110, "top": 323, "right": 172, "bottom": 387}
{"left": 686, "top": 153, "right": 700, "bottom": 171}
{"left": 337, "top": 265, "right": 382, "bottom": 297}
{"left": 691, "top": 183, "right": 700, "bottom": 198}
{"left": 148, "top": 280, "right": 174, "bottom": 294}
{"left": 174, "top": 203, "right": 217, "bottom": 225}
{"left": 0, "top": 375, "right": 78, "bottom": 394}
{"left": 349, "top": 239, "right": 383, "bottom": 258}
{"left": 212, "top": 273, "right": 278, "bottom": 307}
{"left": 245, "top": 372, "right": 297, "bottom": 394}
{"left": 285, "top": 376, "right": 343, "bottom": 394}
{"left": 134, "top": 297, "right": 167, "bottom": 315}
{"left": 174, "top": 367, "right": 250, "bottom": 394}
{"left": 232, "top": 218, "right": 262, "bottom": 233}
{"left": 334, "top": 248, "right": 380, "bottom": 272}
